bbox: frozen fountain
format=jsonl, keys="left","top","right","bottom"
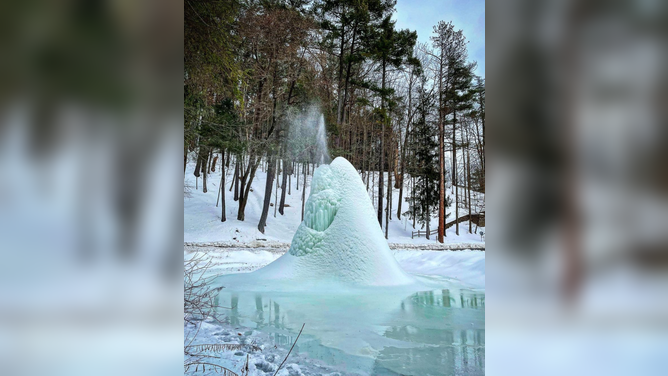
{"left": 222, "top": 157, "right": 414, "bottom": 288}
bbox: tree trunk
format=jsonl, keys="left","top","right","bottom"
{"left": 377, "top": 64, "right": 386, "bottom": 228}
{"left": 237, "top": 157, "right": 258, "bottom": 221}
{"left": 230, "top": 158, "right": 237, "bottom": 192}
{"left": 393, "top": 141, "right": 400, "bottom": 189}
{"left": 194, "top": 149, "right": 202, "bottom": 179}
{"left": 233, "top": 157, "right": 240, "bottom": 200}
{"left": 385, "top": 152, "right": 391, "bottom": 239}
{"left": 211, "top": 155, "right": 218, "bottom": 172}
{"left": 437, "top": 59, "right": 445, "bottom": 243}
{"left": 238, "top": 161, "right": 247, "bottom": 214}
{"left": 239, "top": 162, "right": 246, "bottom": 202}
{"left": 467, "top": 143, "right": 472, "bottom": 233}
{"left": 216, "top": 153, "right": 222, "bottom": 207}
{"left": 279, "top": 158, "right": 290, "bottom": 215}
{"left": 425, "top": 177, "right": 430, "bottom": 240}
{"left": 341, "top": 23, "right": 359, "bottom": 126}
{"left": 372, "top": 168, "right": 375, "bottom": 207}
{"left": 274, "top": 159, "right": 279, "bottom": 218}
{"left": 389, "top": 134, "right": 393, "bottom": 222}
{"left": 453, "top": 111, "right": 459, "bottom": 235}
{"left": 397, "top": 76, "right": 413, "bottom": 220}
{"left": 220, "top": 151, "right": 226, "bottom": 222}
{"left": 258, "top": 155, "right": 276, "bottom": 233}
{"left": 364, "top": 124, "right": 369, "bottom": 191}
{"left": 336, "top": 24, "right": 346, "bottom": 129}
{"left": 480, "top": 87, "right": 485, "bottom": 192}
{"left": 201, "top": 148, "right": 209, "bottom": 193}
{"left": 301, "top": 162, "right": 307, "bottom": 221}
{"left": 452, "top": 112, "right": 457, "bottom": 190}
{"left": 412, "top": 175, "right": 416, "bottom": 229}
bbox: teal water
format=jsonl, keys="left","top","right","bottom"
{"left": 216, "top": 288, "right": 484, "bottom": 375}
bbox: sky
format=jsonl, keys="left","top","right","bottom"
{"left": 393, "top": 0, "right": 485, "bottom": 78}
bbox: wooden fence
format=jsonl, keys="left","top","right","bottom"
{"left": 411, "top": 228, "right": 439, "bottom": 239}
{"left": 411, "top": 212, "right": 485, "bottom": 239}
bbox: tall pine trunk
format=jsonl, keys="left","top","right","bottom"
{"left": 453, "top": 111, "right": 459, "bottom": 235}
{"left": 201, "top": 148, "right": 209, "bottom": 193}
{"left": 341, "top": 23, "right": 359, "bottom": 126}
{"left": 237, "top": 156, "right": 258, "bottom": 221}
{"left": 301, "top": 162, "right": 307, "bottom": 221}
{"left": 233, "top": 157, "right": 240, "bottom": 200}
{"left": 230, "top": 157, "right": 237, "bottom": 193}
{"left": 467, "top": 149, "right": 472, "bottom": 233}
{"left": 377, "top": 60, "right": 386, "bottom": 228}
{"left": 437, "top": 58, "right": 445, "bottom": 243}
{"left": 425, "top": 177, "right": 431, "bottom": 240}
{"left": 336, "top": 24, "right": 346, "bottom": 130}
{"left": 220, "top": 151, "right": 226, "bottom": 222}
{"left": 274, "top": 159, "right": 279, "bottom": 218}
{"left": 397, "top": 75, "right": 413, "bottom": 220}
{"left": 279, "top": 158, "right": 290, "bottom": 215}
{"left": 412, "top": 176, "right": 416, "bottom": 229}
{"left": 385, "top": 153, "right": 391, "bottom": 239}
{"left": 194, "top": 148, "right": 202, "bottom": 190}
{"left": 258, "top": 155, "right": 276, "bottom": 233}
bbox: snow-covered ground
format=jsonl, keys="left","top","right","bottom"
{"left": 185, "top": 247, "right": 485, "bottom": 290}
{"left": 184, "top": 154, "right": 485, "bottom": 246}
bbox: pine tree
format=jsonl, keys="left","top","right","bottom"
{"left": 403, "top": 82, "right": 444, "bottom": 237}
{"left": 368, "top": 15, "right": 417, "bottom": 230}
{"left": 431, "top": 20, "right": 474, "bottom": 239}
{"left": 444, "top": 53, "right": 476, "bottom": 236}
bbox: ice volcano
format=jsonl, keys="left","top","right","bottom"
{"left": 220, "top": 157, "right": 415, "bottom": 288}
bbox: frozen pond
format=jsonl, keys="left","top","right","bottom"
{"left": 200, "top": 248, "right": 485, "bottom": 376}
{"left": 216, "top": 288, "right": 484, "bottom": 375}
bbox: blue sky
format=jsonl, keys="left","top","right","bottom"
{"left": 393, "top": 0, "right": 485, "bottom": 78}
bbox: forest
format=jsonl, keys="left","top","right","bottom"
{"left": 184, "top": 0, "right": 485, "bottom": 243}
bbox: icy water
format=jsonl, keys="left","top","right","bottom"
{"left": 215, "top": 287, "right": 484, "bottom": 375}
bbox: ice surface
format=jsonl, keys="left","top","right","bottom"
{"left": 221, "top": 157, "right": 415, "bottom": 287}
{"left": 201, "top": 248, "right": 485, "bottom": 375}
{"left": 215, "top": 287, "right": 485, "bottom": 375}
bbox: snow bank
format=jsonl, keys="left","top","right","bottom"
{"left": 393, "top": 249, "right": 485, "bottom": 289}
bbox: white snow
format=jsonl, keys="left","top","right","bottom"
{"left": 393, "top": 249, "right": 485, "bottom": 289}
{"left": 186, "top": 247, "right": 485, "bottom": 289}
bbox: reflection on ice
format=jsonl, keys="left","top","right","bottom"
{"left": 217, "top": 288, "right": 484, "bottom": 376}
